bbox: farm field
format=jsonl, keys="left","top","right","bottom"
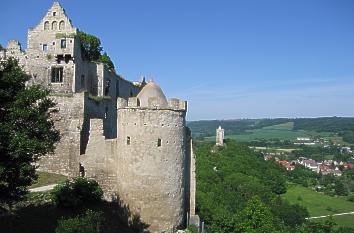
{"left": 204, "top": 122, "right": 342, "bottom": 142}
{"left": 282, "top": 184, "right": 354, "bottom": 228}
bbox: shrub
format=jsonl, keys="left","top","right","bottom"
{"left": 348, "top": 195, "right": 354, "bottom": 202}
{"left": 186, "top": 225, "right": 199, "bottom": 233}
{"left": 55, "top": 210, "right": 104, "bottom": 233}
{"left": 52, "top": 177, "right": 103, "bottom": 208}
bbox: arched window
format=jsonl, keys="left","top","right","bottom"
{"left": 59, "top": 20, "right": 65, "bottom": 30}
{"left": 52, "top": 21, "right": 58, "bottom": 30}
{"left": 44, "top": 21, "right": 49, "bottom": 30}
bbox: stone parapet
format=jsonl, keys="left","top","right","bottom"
{"left": 117, "top": 97, "right": 187, "bottom": 111}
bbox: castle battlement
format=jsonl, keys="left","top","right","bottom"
{"left": 4, "top": 2, "right": 195, "bottom": 232}
{"left": 117, "top": 97, "right": 187, "bottom": 111}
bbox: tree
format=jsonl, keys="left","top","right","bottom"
{"left": 78, "top": 31, "right": 102, "bottom": 61}
{"left": 52, "top": 177, "right": 103, "bottom": 208}
{"left": 334, "top": 181, "right": 349, "bottom": 196}
{"left": 235, "top": 196, "right": 278, "bottom": 233}
{"left": 99, "top": 52, "right": 115, "bottom": 70}
{"left": 0, "top": 58, "right": 60, "bottom": 208}
{"left": 77, "top": 31, "right": 115, "bottom": 70}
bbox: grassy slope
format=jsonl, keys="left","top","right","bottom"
{"left": 30, "top": 171, "right": 67, "bottom": 188}
{"left": 282, "top": 184, "right": 354, "bottom": 228}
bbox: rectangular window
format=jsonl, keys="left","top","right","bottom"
{"left": 127, "top": 136, "right": 131, "bottom": 145}
{"left": 42, "top": 44, "right": 48, "bottom": 52}
{"left": 60, "top": 39, "right": 66, "bottom": 48}
{"left": 157, "top": 138, "right": 162, "bottom": 147}
{"left": 51, "top": 67, "right": 63, "bottom": 83}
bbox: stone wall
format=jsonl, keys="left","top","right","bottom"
{"left": 37, "top": 93, "right": 85, "bottom": 176}
{"left": 116, "top": 97, "right": 187, "bottom": 233}
{"left": 80, "top": 119, "right": 118, "bottom": 199}
{"left": 3, "top": 2, "right": 196, "bottom": 232}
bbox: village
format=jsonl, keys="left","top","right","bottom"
{"left": 263, "top": 137, "right": 354, "bottom": 177}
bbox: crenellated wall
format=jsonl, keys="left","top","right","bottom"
{"left": 115, "top": 97, "right": 188, "bottom": 233}
{"left": 4, "top": 2, "right": 196, "bottom": 232}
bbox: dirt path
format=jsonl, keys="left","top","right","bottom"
{"left": 306, "top": 212, "right": 354, "bottom": 219}
{"left": 29, "top": 184, "right": 57, "bottom": 192}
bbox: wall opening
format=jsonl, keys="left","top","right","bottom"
{"left": 127, "top": 136, "right": 131, "bottom": 145}
{"left": 59, "top": 20, "right": 65, "bottom": 30}
{"left": 81, "top": 75, "right": 85, "bottom": 89}
{"left": 79, "top": 163, "right": 85, "bottom": 177}
{"left": 104, "top": 106, "right": 108, "bottom": 119}
{"left": 53, "top": 12, "right": 57, "bottom": 16}
{"left": 52, "top": 21, "right": 58, "bottom": 30}
{"left": 51, "top": 67, "right": 63, "bottom": 83}
{"left": 105, "top": 80, "right": 111, "bottom": 96}
{"left": 42, "top": 44, "right": 48, "bottom": 52}
{"left": 157, "top": 138, "right": 162, "bottom": 147}
{"left": 44, "top": 21, "right": 49, "bottom": 30}
{"left": 60, "top": 39, "right": 66, "bottom": 48}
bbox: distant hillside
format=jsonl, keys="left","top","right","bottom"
{"left": 187, "top": 117, "right": 354, "bottom": 143}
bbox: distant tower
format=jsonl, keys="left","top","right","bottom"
{"left": 216, "top": 126, "right": 224, "bottom": 146}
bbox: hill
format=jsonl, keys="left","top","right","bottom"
{"left": 188, "top": 117, "right": 354, "bottom": 144}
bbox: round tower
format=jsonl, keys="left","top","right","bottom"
{"left": 116, "top": 81, "right": 188, "bottom": 233}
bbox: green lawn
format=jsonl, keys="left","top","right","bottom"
{"left": 30, "top": 171, "right": 67, "bottom": 188}
{"left": 282, "top": 184, "right": 354, "bottom": 228}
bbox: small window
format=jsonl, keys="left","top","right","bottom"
{"left": 53, "top": 41, "right": 55, "bottom": 45}
{"left": 79, "top": 163, "right": 85, "bottom": 177}
{"left": 53, "top": 12, "right": 57, "bottom": 16}
{"left": 59, "top": 20, "right": 65, "bottom": 30}
{"left": 42, "top": 44, "right": 48, "bottom": 52}
{"left": 60, "top": 39, "right": 66, "bottom": 48}
{"left": 44, "top": 21, "right": 49, "bottom": 30}
{"left": 104, "top": 107, "right": 108, "bottom": 119}
{"left": 105, "top": 80, "right": 111, "bottom": 95}
{"left": 81, "top": 75, "right": 85, "bottom": 88}
{"left": 51, "top": 67, "right": 63, "bottom": 83}
{"left": 127, "top": 136, "right": 131, "bottom": 145}
{"left": 52, "top": 21, "right": 58, "bottom": 30}
{"left": 157, "top": 138, "right": 162, "bottom": 147}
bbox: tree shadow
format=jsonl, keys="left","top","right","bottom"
{"left": 0, "top": 195, "right": 149, "bottom": 233}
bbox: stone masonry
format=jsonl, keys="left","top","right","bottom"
{"left": 216, "top": 126, "right": 225, "bottom": 146}
{"left": 0, "top": 2, "right": 197, "bottom": 233}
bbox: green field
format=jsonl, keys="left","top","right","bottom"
{"left": 282, "top": 184, "right": 354, "bottom": 228}
{"left": 205, "top": 122, "right": 342, "bottom": 142}
{"left": 30, "top": 171, "right": 67, "bottom": 188}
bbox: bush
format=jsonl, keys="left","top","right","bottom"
{"left": 55, "top": 210, "right": 104, "bottom": 233}
{"left": 52, "top": 177, "right": 103, "bottom": 208}
{"left": 348, "top": 195, "right": 354, "bottom": 202}
{"left": 187, "top": 225, "right": 199, "bottom": 233}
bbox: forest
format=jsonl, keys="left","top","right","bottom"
{"left": 195, "top": 140, "right": 354, "bottom": 233}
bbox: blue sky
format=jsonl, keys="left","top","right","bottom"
{"left": 1, "top": 0, "right": 354, "bottom": 120}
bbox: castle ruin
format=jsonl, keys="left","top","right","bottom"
{"left": 0, "top": 2, "right": 196, "bottom": 232}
